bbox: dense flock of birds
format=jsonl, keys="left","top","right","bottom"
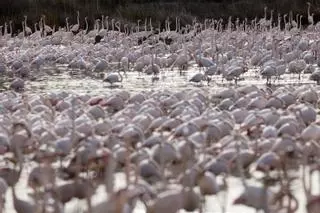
{"left": 1, "top": 3, "right": 320, "bottom": 90}
{"left": 0, "top": 2, "right": 320, "bottom": 213}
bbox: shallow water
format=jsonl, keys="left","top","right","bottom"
{"left": 23, "top": 65, "right": 316, "bottom": 95}
{"left": 2, "top": 66, "right": 319, "bottom": 213}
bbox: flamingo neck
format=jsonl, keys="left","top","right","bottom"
{"left": 85, "top": 19, "right": 88, "bottom": 33}
{"left": 22, "top": 22, "right": 25, "bottom": 37}
{"left": 144, "top": 19, "right": 147, "bottom": 32}
{"left": 264, "top": 8, "right": 267, "bottom": 19}
{"left": 24, "top": 17, "right": 28, "bottom": 30}
{"left": 299, "top": 16, "right": 302, "bottom": 30}
{"left": 101, "top": 16, "right": 105, "bottom": 30}
{"left": 9, "top": 22, "right": 12, "bottom": 36}
{"left": 66, "top": 20, "right": 70, "bottom": 32}
{"left": 137, "top": 21, "right": 140, "bottom": 33}
{"left": 4, "top": 23, "right": 7, "bottom": 35}
{"left": 175, "top": 18, "right": 178, "bottom": 32}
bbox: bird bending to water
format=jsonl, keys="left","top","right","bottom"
{"left": 103, "top": 71, "right": 124, "bottom": 87}
{"left": 189, "top": 73, "right": 211, "bottom": 86}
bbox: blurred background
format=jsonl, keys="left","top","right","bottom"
{"left": 0, "top": 0, "right": 319, "bottom": 34}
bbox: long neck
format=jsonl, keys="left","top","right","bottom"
{"left": 4, "top": 23, "right": 7, "bottom": 35}
{"left": 137, "top": 21, "right": 140, "bottom": 32}
{"left": 116, "top": 22, "right": 120, "bottom": 31}
{"left": 66, "top": 20, "right": 69, "bottom": 32}
{"left": 43, "top": 18, "right": 47, "bottom": 33}
{"left": 144, "top": 19, "right": 147, "bottom": 32}
{"left": 85, "top": 19, "right": 88, "bottom": 33}
{"left": 39, "top": 19, "right": 43, "bottom": 31}
{"left": 77, "top": 12, "right": 80, "bottom": 26}
{"left": 175, "top": 17, "right": 178, "bottom": 32}
{"left": 299, "top": 16, "right": 302, "bottom": 30}
{"left": 9, "top": 22, "right": 12, "bottom": 36}
{"left": 101, "top": 16, "right": 104, "bottom": 29}
{"left": 244, "top": 19, "right": 247, "bottom": 31}
{"left": 308, "top": 4, "right": 311, "bottom": 17}
{"left": 24, "top": 17, "right": 27, "bottom": 29}
{"left": 177, "top": 18, "right": 180, "bottom": 32}
{"left": 158, "top": 22, "right": 161, "bottom": 35}
{"left": 22, "top": 22, "right": 25, "bottom": 36}
{"left": 149, "top": 18, "right": 152, "bottom": 31}
{"left": 94, "top": 21, "right": 97, "bottom": 30}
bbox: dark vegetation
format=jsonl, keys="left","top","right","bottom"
{"left": 1, "top": 0, "right": 320, "bottom": 33}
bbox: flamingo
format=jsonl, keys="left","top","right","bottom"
{"left": 189, "top": 73, "right": 210, "bottom": 85}
{"left": 42, "top": 15, "right": 53, "bottom": 36}
{"left": 103, "top": 71, "right": 124, "bottom": 87}
{"left": 70, "top": 11, "right": 80, "bottom": 35}
{"left": 23, "top": 15, "right": 32, "bottom": 36}
{"left": 307, "top": 2, "right": 314, "bottom": 26}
